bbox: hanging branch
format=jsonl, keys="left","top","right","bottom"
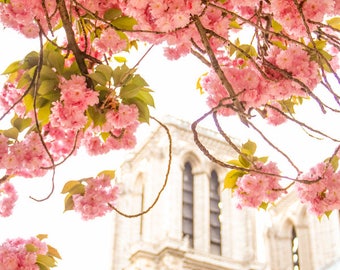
{"left": 110, "top": 116, "right": 172, "bottom": 218}
{"left": 29, "top": 30, "right": 56, "bottom": 202}
{"left": 193, "top": 14, "right": 249, "bottom": 126}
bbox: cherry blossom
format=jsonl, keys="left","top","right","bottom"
{"left": 295, "top": 163, "right": 340, "bottom": 216}
{"left": 0, "top": 237, "right": 48, "bottom": 270}
{"left": 72, "top": 174, "right": 119, "bottom": 220}
{"left": 234, "top": 161, "right": 285, "bottom": 209}
{"left": 0, "top": 182, "right": 18, "bottom": 217}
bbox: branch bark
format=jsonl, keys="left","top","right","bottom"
{"left": 56, "top": 0, "right": 93, "bottom": 88}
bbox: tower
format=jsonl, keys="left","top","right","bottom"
{"left": 111, "top": 117, "right": 340, "bottom": 270}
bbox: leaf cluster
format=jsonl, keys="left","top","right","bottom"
{"left": 224, "top": 140, "right": 268, "bottom": 190}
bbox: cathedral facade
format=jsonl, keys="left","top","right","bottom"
{"left": 111, "top": 118, "right": 340, "bottom": 270}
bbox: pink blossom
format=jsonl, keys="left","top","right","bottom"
{"left": 2, "top": 132, "right": 50, "bottom": 178}
{"left": 266, "top": 102, "right": 287, "bottom": 126}
{"left": 72, "top": 174, "right": 119, "bottom": 220}
{"left": 59, "top": 75, "right": 99, "bottom": 109}
{"left": 234, "top": 161, "right": 284, "bottom": 209}
{"left": 0, "top": 182, "right": 18, "bottom": 217}
{"left": 0, "top": 0, "right": 59, "bottom": 38}
{"left": 93, "top": 28, "right": 127, "bottom": 56}
{"left": 102, "top": 103, "right": 139, "bottom": 130}
{"left": 0, "top": 237, "right": 48, "bottom": 270}
{"left": 271, "top": 0, "right": 334, "bottom": 37}
{"left": 42, "top": 124, "right": 81, "bottom": 160}
{"left": 295, "top": 162, "right": 340, "bottom": 216}
{"left": 50, "top": 101, "right": 88, "bottom": 130}
{"left": 0, "top": 83, "right": 26, "bottom": 116}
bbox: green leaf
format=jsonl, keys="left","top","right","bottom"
{"left": 326, "top": 156, "right": 339, "bottom": 171}
{"left": 229, "top": 20, "right": 242, "bottom": 29}
{"left": 17, "top": 71, "right": 32, "bottom": 89}
{"left": 47, "top": 51, "right": 65, "bottom": 74}
{"left": 223, "top": 169, "right": 246, "bottom": 189}
{"left": 238, "top": 154, "right": 251, "bottom": 168}
{"left": 37, "top": 262, "right": 49, "bottom": 270}
{"left": 87, "top": 106, "right": 106, "bottom": 127}
{"left": 64, "top": 193, "right": 74, "bottom": 212}
{"left": 23, "top": 94, "right": 34, "bottom": 112}
{"left": 36, "top": 234, "right": 48, "bottom": 241}
{"left": 114, "top": 56, "right": 127, "bottom": 63}
{"left": 61, "top": 180, "right": 82, "bottom": 194}
{"left": 327, "top": 17, "right": 340, "bottom": 30}
{"left": 37, "top": 103, "right": 51, "bottom": 126}
{"left": 131, "top": 74, "right": 148, "bottom": 87}
{"left": 324, "top": 210, "right": 333, "bottom": 218}
{"left": 22, "top": 51, "right": 39, "bottom": 69}
{"left": 311, "top": 40, "right": 327, "bottom": 50}
{"left": 227, "top": 159, "right": 244, "bottom": 167}
{"left": 259, "top": 201, "right": 269, "bottom": 210}
{"left": 129, "top": 40, "right": 138, "bottom": 50}
{"left": 47, "top": 244, "right": 62, "bottom": 259}
{"left": 135, "top": 90, "right": 155, "bottom": 107}
{"left": 112, "top": 64, "right": 130, "bottom": 87}
{"left": 120, "top": 84, "right": 142, "bottom": 99}
{"left": 111, "top": 16, "right": 137, "bottom": 30}
{"left": 38, "top": 79, "right": 58, "bottom": 95}
{"left": 36, "top": 254, "right": 57, "bottom": 268}
{"left": 88, "top": 72, "right": 107, "bottom": 86}
{"left": 271, "top": 19, "right": 282, "bottom": 33}
{"left": 271, "top": 40, "right": 287, "bottom": 50}
{"left": 40, "top": 65, "right": 58, "bottom": 81}
{"left": 98, "top": 170, "right": 116, "bottom": 179}
{"left": 104, "top": 8, "right": 122, "bottom": 21}
{"left": 236, "top": 44, "right": 257, "bottom": 60}
{"left": 2, "top": 60, "right": 22, "bottom": 75}
{"left": 257, "top": 156, "right": 269, "bottom": 163}
{"left": 96, "top": 65, "right": 113, "bottom": 81}
{"left": 12, "top": 117, "right": 32, "bottom": 132}
{"left": 241, "top": 140, "right": 257, "bottom": 156}
{"left": 2, "top": 127, "right": 19, "bottom": 139}
{"left": 26, "top": 243, "right": 39, "bottom": 252}
{"left": 100, "top": 132, "right": 110, "bottom": 142}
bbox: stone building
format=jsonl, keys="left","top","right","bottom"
{"left": 111, "top": 117, "right": 340, "bottom": 270}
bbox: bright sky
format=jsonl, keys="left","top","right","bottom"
{"left": 0, "top": 27, "right": 210, "bottom": 270}
{"left": 0, "top": 23, "right": 339, "bottom": 269}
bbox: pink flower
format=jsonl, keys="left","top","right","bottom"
{"left": 93, "top": 28, "right": 127, "bottom": 56}
{"left": 234, "top": 161, "right": 285, "bottom": 209}
{"left": 59, "top": 75, "right": 99, "bottom": 109}
{"left": 0, "top": 182, "right": 18, "bottom": 217}
{"left": 102, "top": 103, "right": 139, "bottom": 130}
{"left": 50, "top": 101, "right": 88, "bottom": 130}
{"left": 72, "top": 174, "right": 119, "bottom": 220}
{"left": 266, "top": 102, "right": 287, "bottom": 126}
{"left": 0, "top": 237, "right": 48, "bottom": 270}
{"left": 295, "top": 162, "right": 340, "bottom": 216}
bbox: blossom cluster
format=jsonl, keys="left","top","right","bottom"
{"left": 72, "top": 174, "right": 119, "bottom": 220}
{"left": 234, "top": 162, "right": 285, "bottom": 209}
{"left": 295, "top": 162, "right": 340, "bottom": 216}
{"left": 50, "top": 75, "right": 99, "bottom": 130}
{"left": 202, "top": 44, "right": 320, "bottom": 119}
{"left": 0, "top": 181, "right": 18, "bottom": 217}
{"left": 0, "top": 0, "right": 338, "bottom": 222}
{"left": 0, "top": 237, "right": 47, "bottom": 270}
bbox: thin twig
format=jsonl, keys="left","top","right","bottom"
{"left": 111, "top": 116, "right": 172, "bottom": 218}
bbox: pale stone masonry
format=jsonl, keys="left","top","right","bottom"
{"left": 111, "top": 117, "right": 340, "bottom": 270}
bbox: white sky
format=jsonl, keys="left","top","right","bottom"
{"left": 0, "top": 25, "right": 339, "bottom": 269}
{"left": 0, "top": 27, "right": 210, "bottom": 270}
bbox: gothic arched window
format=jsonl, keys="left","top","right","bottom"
{"left": 292, "top": 226, "right": 300, "bottom": 270}
{"left": 183, "top": 162, "right": 194, "bottom": 247}
{"left": 210, "top": 170, "right": 221, "bottom": 255}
